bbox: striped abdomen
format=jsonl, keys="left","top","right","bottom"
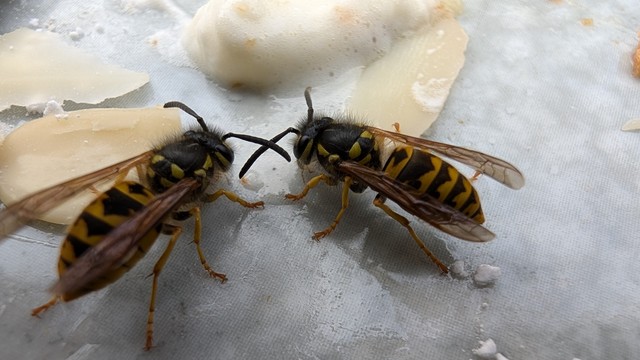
{"left": 383, "top": 146, "right": 485, "bottom": 223}
{"left": 57, "top": 181, "right": 161, "bottom": 301}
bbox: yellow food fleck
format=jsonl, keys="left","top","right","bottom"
{"left": 580, "top": 18, "right": 594, "bottom": 27}
{"left": 333, "top": 5, "right": 357, "bottom": 25}
{"left": 244, "top": 38, "right": 257, "bottom": 49}
{"left": 633, "top": 37, "right": 640, "bottom": 78}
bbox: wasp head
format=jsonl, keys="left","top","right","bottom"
{"left": 184, "top": 129, "right": 234, "bottom": 171}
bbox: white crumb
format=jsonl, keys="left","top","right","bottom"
{"left": 472, "top": 338, "right": 497, "bottom": 359}
{"left": 450, "top": 259, "right": 469, "bottom": 278}
{"left": 473, "top": 264, "right": 502, "bottom": 287}
{"left": 26, "top": 103, "right": 47, "bottom": 114}
{"left": 69, "top": 27, "right": 85, "bottom": 41}
{"left": 42, "top": 100, "right": 66, "bottom": 118}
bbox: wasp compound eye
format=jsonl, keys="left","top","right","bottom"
{"left": 294, "top": 135, "right": 314, "bottom": 164}
{"left": 213, "top": 144, "right": 234, "bottom": 171}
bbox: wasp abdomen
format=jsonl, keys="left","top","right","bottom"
{"left": 383, "top": 146, "right": 485, "bottom": 223}
{"left": 58, "top": 181, "right": 161, "bottom": 301}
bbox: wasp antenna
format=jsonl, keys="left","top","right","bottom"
{"left": 304, "top": 87, "right": 314, "bottom": 122}
{"left": 238, "top": 127, "right": 300, "bottom": 178}
{"left": 163, "top": 101, "right": 210, "bottom": 133}
{"left": 223, "top": 133, "right": 292, "bottom": 166}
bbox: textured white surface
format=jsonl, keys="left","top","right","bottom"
{"left": 0, "top": 1, "right": 639, "bottom": 359}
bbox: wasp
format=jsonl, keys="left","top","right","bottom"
{"left": 0, "top": 101, "right": 290, "bottom": 350}
{"left": 239, "top": 88, "right": 524, "bottom": 273}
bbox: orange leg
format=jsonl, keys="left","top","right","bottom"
{"left": 206, "top": 189, "right": 264, "bottom": 208}
{"left": 189, "top": 207, "right": 226, "bottom": 283}
{"left": 285, "top": 174, "right": 333, "bottom": 201}
{"left": 31, "top": 296, "right": 61, "bottom": 317}
{"left": 145, "top": 224, "right": 181, "bottom": 350}
{"left": 312, "top": 177, "right": 353, "bottom": 241}
{"left": 373, "top": 198, "right": 449, "bottom": 274}
{"left": 199, "top": 188, "right": 268, "bottom": 282}
{"left": 470, "top": 170, "right": 483, "bottom": 182}
{"left": 90, "top": 162, "right": 146, "bottom": 194}
{"left": 134, "top": 164, "right": 147, "bottom": 181}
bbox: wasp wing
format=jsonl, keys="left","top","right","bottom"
{"left": 336, "top": 161, "right": 495, "bottom": 242}
{"left": 0, "top": 151, "right": 153, "bottom": 242}
{"left": 50, "top": 177, "right": 200, "bottom": 297}
{"left": 366, "top": 126, "right": 524, "bottom": 190}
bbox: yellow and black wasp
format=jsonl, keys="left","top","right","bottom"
{"left": 239, "top": 88, "right": 524, "bottom": 273}
{"left": 0, "top": 101, "right": 290, "bottom": 350}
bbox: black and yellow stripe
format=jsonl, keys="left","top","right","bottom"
{"left": 58, "top": 181, "right": 160, "bottom": 301}
{"left": 316, "top": 126, "right": 380, "bottom": 167}
{"left": 148, "top": 147, "right": 214, "bottom": 194}
{"left": 383, "top": 146, "right": 485, "bottom": 223}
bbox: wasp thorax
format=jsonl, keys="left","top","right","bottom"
{"left": 315, "top": 125, "right": 381, "bottom": 172}
{"left": 147, "top": 137, "right": 216, "bottom": 194}
{"left": 299, "top": 123, "right": 381, "bottom": 194}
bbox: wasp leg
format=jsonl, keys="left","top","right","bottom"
{"left": 135, "top": 163, "right": 147, "bottom": 181}
{"left": 470, "top": 170, "right": 483, "bottom": 182}
{"left": 145, "top": 224, "right": 181, "bottom": 351}
{"left": 285, "top": 174, "right": 333, "bottom": 201}
{"left": 312, "top": 176, "right": 353, "bottom": 241}
{"left": 197, "top": 189, "right": 265, "bottom": 279}
{"left": 206, "top": 189, "right": 264, "bottom": 208}
{"left": 113, "top": 162, "right": 148, "bottom": 184}
{"left": 88, "top": 169, "right": 129, "bottom": 194}
{"left": 373, "top": 196, "right": 449, "bottom": 274}
{"left": 87, "top": 162, "right": 146, "bottom": 194}
{"left": 31, "top": 296, "right": 61, "bottom": 317}
{"left": 189, "top": 206, "right": 227, "bottom": 283}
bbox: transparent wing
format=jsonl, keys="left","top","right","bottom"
{"left": 366, "top": 126, "right": 525, "bottom": 189}
{"left": 336, "top": 161, "right": 495, "bottom": 242}
{"left": 0, "top": 151, "right": 153, "bottom": 242}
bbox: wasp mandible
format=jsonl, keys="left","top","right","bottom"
{"left": 240, "top": 88, "right": 524, "bottom": 273}
{"left": 0, "top": 101, "right": 291, "bottom": 349}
